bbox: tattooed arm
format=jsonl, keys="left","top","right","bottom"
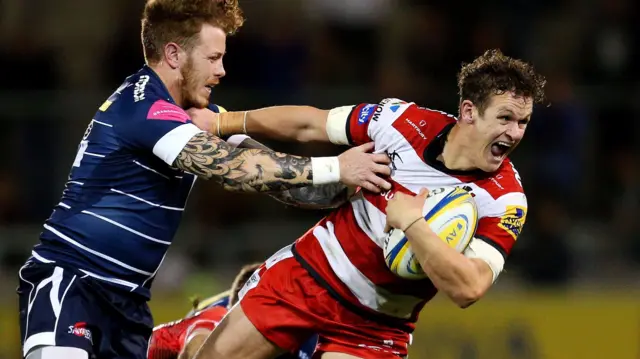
{"left": 228, "top": 135, "right": 353, "bottom": 209}
{"left": 173, "top": 132, "right": 315, "bottom": 192}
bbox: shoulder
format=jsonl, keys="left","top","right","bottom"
{"left": 469, "top": 159, "right": 527, "bottom": 227}
{"left": 349, "top": 98, "right": 412, "bottom": 126}
{"left": 473, "top": 158, "right": 525, "bottom": 200}
{"left": 106, "top": 68, "right": 180, "bottom": 120}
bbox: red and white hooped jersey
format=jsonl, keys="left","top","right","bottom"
{"left": 291, "top": 98, "right": 527, "bottom": 330}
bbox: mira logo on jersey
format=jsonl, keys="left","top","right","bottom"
{"left": 134, "top": 75, "right": 150, "bottom": 102}
{"left": 68, "top": 322, "right": 93, "bottom": 344}
{"left": 357, "top": 104, "right": 378, "bottom": 125}
{"left": 498, "top": 205, "right": 526, "bottom": 240}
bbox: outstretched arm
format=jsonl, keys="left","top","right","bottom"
{"left": 188, "top": 99, "right": 407, "bottom": 149}
{"left": 174, "top": 132, "right": 391, "bottom": 193}
{"left": 227, "top": 135, "right": 354, "bottom": 209}
{"left": 188, "top": 106, "right": 351, "bottom": 144}
{"left": 174, "top": 132, "right": 314, "bottom": 192}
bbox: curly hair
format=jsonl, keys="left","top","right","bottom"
{"left": 228, "top": 262, "right": 261, "bottom": 307}
{"left": 141, "top": 0, "right": 245, "bottom": 64}
{"left": 457, "top": 49, "right": 547, "bottom": 114}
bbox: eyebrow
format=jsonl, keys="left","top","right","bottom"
{"left": 499, "top": 108, "right": 531, "bottom": 120}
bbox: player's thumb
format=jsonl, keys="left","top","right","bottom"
{"left": 417, "top": 188, "right": 429, "bottom": 198}
{"left": 384, "top": 222, "right": 392, "bottom": 233}
{"left": 357, "top": 142, "right": 375, "bottom": 153}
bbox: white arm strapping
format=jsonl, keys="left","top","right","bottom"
{"left": 325, "top": 106, "right": 353, "bottom": 145}
{"left": 463, "top": 238, "right": 505, "bottom": 283}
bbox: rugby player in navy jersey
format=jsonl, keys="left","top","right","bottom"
{"left": 17, "top": 1, "right": 392, "bottom": 358}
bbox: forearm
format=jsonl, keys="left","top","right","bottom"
{"left": 271, "top": 184, "right": 351, "bottom": 209}
{"left": 230, "top": 135, "right": 351, "bottom": 209}
{"left": 174, "top": 132, "right": 338, "bottom": 193}
{"left": 220, "top": 106, "right": 331, "bottom": 143}
{"left": 404, "top": 220, "right": 485, "bottom": 307}
{"left": 178, "top": 330, "right": 210, "bottom": 359}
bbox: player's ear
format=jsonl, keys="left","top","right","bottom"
{"left": 459, "top": 100, "right": 475, "bottom": 125}
{"left": 163, "top": 42, "right": 182, "bottom": 69}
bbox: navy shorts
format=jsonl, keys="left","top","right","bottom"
{"left": 17, "top": 260, "right": 153, "bottom": 359}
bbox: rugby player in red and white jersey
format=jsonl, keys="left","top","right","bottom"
{"left": 187, "top": 49, "right": 547, "bottom": 359}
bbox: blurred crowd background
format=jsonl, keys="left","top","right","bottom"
{"left": 1, "top": 0, "right": 639, "bottom": 358}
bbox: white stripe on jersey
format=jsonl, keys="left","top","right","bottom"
{"left": 67, "top": 181, "right": 84, "bottom": 186}
{"left": 349, "top": 192, "right": 386, "bottom": 247}
{"left": 80, "top": 210, "right": 171, "bottom": 245}
{"left": 43, "top": 224, "right": 154, "bottom": 276}
{"left": 133, "top": 160, "right": 170, "bottom": 180}
{"left": 18, "top": 263, "right": 36, "bottom": 344}
{"left": 57, "top": 202, "right": 71, "bottom": 209}
{"left": 313, "top": 221, "right": 423, "bottom": 318}
{"left": 84, "top": 152, "right": 105, "bottom": 158}
{"left": 31, "top": 250, "right": 56, "bottom": 263}
{"left": 78, "top": 269, "right": 139, "bottom": 290}
{"left": 91, "top": 119, "right": 113, "bottom": 127}
{"left": 152, "top": 123, "right": 204, "bottom": 166}
{"left": 141, "top": 252, "right": 167, "bottom": 289}
{"left": 110, "top": 188, "right": 184, "bottom": 211}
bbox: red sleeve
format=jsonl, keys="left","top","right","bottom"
{"left": 345, "top": 103, "right": 378, "bottom": 145}
{"left": 475, "top": 203, "right": 527, "bottom": 258}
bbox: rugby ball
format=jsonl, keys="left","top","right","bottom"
{"left": 383, "top": 186, "right": 478, "bottom": 280}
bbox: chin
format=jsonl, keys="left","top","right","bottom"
{"left": 480, "top": 157, "right": 504, "bottom": 173}
{"left": 187, "top": 95, "right": 209, "bottom": 109}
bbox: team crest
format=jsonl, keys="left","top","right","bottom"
{"left": 498, "top": 205, "right": 526, "bottom": 240}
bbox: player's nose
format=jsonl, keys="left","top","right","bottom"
{"left": 214, "top": 64, "right": 226, "bottom": 78}
{"left": 505, "top": 122, "right": 523, "bottom": 141}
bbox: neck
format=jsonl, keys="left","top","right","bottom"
{"left": 148, "top": 62, "right": 184, "bottom": 107}
{"left": 440, "top": 124, "right": 477, "bottom": 171}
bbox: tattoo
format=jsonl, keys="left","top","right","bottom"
{"left": 233, "top": 136, "right": 351, "bottom": 209}
{"left": 273, "top": 183, "right": 351, "bottom": 209}
{"left": 173, "top": 132, "right": 313, "bottom": 192}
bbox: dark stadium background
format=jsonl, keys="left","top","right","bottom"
{"left": 1, "top": 0, "right": 639, "bottom": 357}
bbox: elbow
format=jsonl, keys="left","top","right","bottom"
{"left": 449, "top": 284, "right": 485, "bottom": 309}
{"left": 294, "top": 107, "right": 330, "bottom": 143}
{"left": 295, "top": 127, "right": 325, "bottom": 143}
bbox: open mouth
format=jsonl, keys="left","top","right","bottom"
{"left": 490, "top": 141, "right": 512, "bottom": 158}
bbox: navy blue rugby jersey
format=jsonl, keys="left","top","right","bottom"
{"left": 32, "top": 66, "right": 225, "bottom": 298}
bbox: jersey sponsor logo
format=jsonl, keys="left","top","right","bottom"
{"left": 404, "top": 118, "right": 427, "bottom": 140}
{"left": 372, "top": 98, "right": 409, "bottom": 121}
{"left": 68, "top": 322, "right": 93, "bottom": 344}
{"left": 357, "top": 104, "right": 377, "bottom": 125}
{"left": 147, "top": 100, "right": 190, "bottom": 123}
{"left": 238, "top": 270, "right": 260, "bottom": 300}
{"left": 134, "top": 75, "right": 150, "bottom": 102}
{"left": 371, "top": 103, "right": 385, "bottom": 122}
{"left": 498, "top": 205, "right": 526, "bottom": 240}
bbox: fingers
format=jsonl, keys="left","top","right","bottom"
{"left": 370, "top": 153, "right": 391, "bottom": 165}
{"left": 360, "top": 181, "right": 381, "bottom": 193}
{"left": 355, "top": 142, "right": 376, "bottom": 153}
{"left": 384, "top": 223, "right": 391, "bottom": 233}
{"left": 417, "top": 188, "right": 429, "bottom": 198}
{"left": 367, "top": 174, "right": 391, "bottom": 191}
{"left": 373, "top": 164, "right": 392, "bottom": 177}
